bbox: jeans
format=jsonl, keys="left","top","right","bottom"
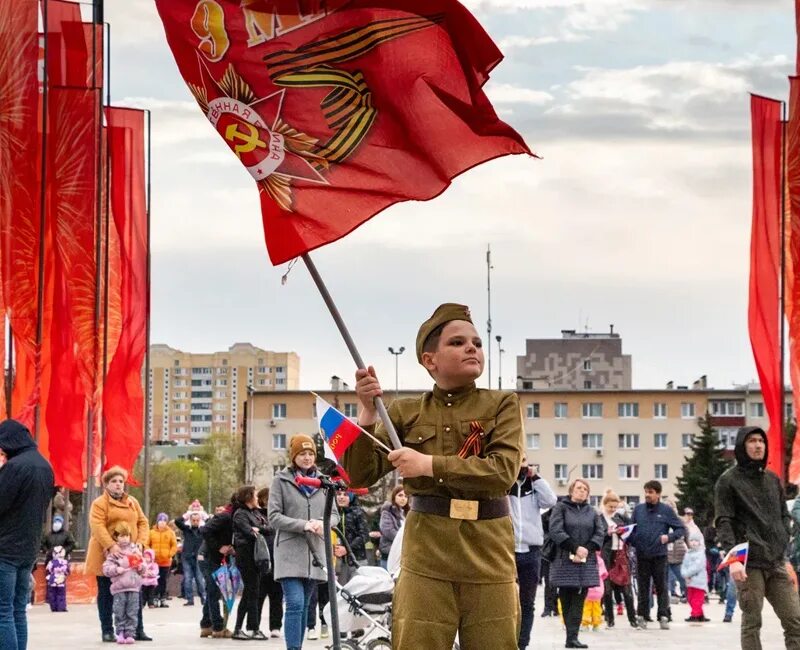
{"left": 739, "top": 564, "right": 800, "bottom": 650}
{"left": 558, "top": 587, "right": 587, "bottom": 645}
{"left": 97, "top": 576, "right": 144, "bottom": 638}
{"left": 0, "top": 559, "right": 33, "bottom": 650}
{"left": 725, "top": 579, "right": 738, "bottom": 618}
{"left": 635, "top": 554, "right": 669, "bottom": 620}
{"left": 281, "top": 578, "right": 316, "bottom": 648}
{"left": 199, "top": 558, "right": 223, "bottom": 631}
{"left": 515, "top": 546, "right": 541, "bottom": 649}
{"left": 182, "top": 556, "right": 205, "bottom": 605}
{"left": 307, "top": 582, "right": 329, "bottom": 629}
{"left": 668, "top": 562, "right": 687, "bottom": 597}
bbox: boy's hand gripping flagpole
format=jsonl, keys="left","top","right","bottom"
{"left": 302, "top": 253, "right": 403, "bottom": 451}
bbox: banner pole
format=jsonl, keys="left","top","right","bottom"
{"left": 301, "top": 253, "right": 402, "bottom": 450}
{"left": 100, "top": 21, "right": 112, "bottom": 472}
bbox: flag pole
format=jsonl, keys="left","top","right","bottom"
{"left": 301, "top": 254, "right": 402, "bottom": 450}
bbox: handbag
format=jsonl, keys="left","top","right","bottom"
{"left": 608, "top": 546, "right": 630, "bottom": 586}
{"left": 541, "top": 537, "right": 557, "bottom": 563}
{"left": 254, "top": 534, "right": 272, "bottom": 575}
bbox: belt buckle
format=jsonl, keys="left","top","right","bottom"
{"left": 449, "top": 498, "right": 479, "bottom": 521}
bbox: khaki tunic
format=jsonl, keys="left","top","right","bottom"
{"left": 341, "top": 382, "right": 523, "bottom": 584}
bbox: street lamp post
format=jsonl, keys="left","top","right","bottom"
{"left": 388, "top": 346, "right": 405, "bottom": 399}
{"left": 496, "top": 335, "right": 504, "bottom": 390}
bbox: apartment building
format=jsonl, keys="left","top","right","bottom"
{"left": 148, "top": 343, "right": 300, "bottom": 444}
{"left": 244, "top": 381, "right": 788, "bottom": 502}
{"left": 517, "top": 327, "right": 632, "bottom": 391}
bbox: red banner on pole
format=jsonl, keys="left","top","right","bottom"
{"left": 749, "top": 94, "right": 784, "bottom": 477}
{"left": 155, "top": 0, "right": 533, "bottom": 264}
{"left": 786, "top": 79, "right": 800, "bottom": 483}
{"left": 103, "top": 107, "right": 147, "bottom": 477}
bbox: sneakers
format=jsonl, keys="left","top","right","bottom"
{"left": 158, "top": 599, "right": 169, "bottom": 608}
{"left": 116, "top": 634, "right": 126, "bottom": 645}
{"left": 659, "top": 617, "right": 670, "bottom": 630}
{"left": 252, "top": 631, "right": 269, "bottom": 640}
{"left": 320, "top": 624, "right": 329, "bottom": 638}
{"left": 307, "top": 628, "right": 319, "bottom": 640}
{"left": 200, "top": 627, "right": 213, "bottom": 638}
{"left": 231, "top": 629, "right": 251, "bottom": 641}
{"left": 270, "top": 629, "right": 281, "bottom": 638}
{"left": 723, "top": 615, "right": 733, "bottom": 623}
{"left": 635, "top": 616, "right": 647, "bottom": 630}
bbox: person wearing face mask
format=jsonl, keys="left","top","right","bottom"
{"left": 85, "top": 466, "right": 150, "bottom": 643}
{"left": 268, "top": 434, "right": 340, "bottom": 650}
{"left": 508, "top": 455, "right": 556, "bottom": 650}
{"left": 0, "top": 420, "right": 54, "bottom": 650}
{"left": 548, "top": 478, "right": 606, "bottom": 649}
{"left": 41, "top": 514, "right": 76, "bottom": 565}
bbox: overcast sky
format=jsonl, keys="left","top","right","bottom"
{"left": 104, "top": 0, "right": 795, "bottom": 392}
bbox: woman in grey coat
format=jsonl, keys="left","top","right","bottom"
{"left": 549, "top": 479, "right": 606, "bottom": 649}
{"left": 267, "top": 434, "right": 340, "bottom": 650}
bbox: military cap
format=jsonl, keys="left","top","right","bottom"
{"left": 416, "top": 303, "right": 473, "bottom": 362}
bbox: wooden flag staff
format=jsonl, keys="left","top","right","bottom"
{"left": 301, "top": 253, "right": 402, "bottom": 451}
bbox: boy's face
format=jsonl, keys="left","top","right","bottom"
{"left": 422, "top": 320, "right": 484, "bottom": 386}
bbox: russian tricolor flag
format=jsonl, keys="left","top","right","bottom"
{"left": 616, "top": 523, "right": 636, "bottom": 541}
{"left": 316, "top": 396, "right": 364, "bottom": 474}
{"left": 718, "top": 542, "right": 749, "bottom": 571}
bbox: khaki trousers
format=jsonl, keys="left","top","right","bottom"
{"left": 738, "top": 564, "right": 800, "bottom": 650}
{"left": 392, "top": 570, "right": 519, "bottom": 650}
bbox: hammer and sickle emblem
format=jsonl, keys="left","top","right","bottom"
{"left": 225, "top": 121, "right": 266, "bottom": 157}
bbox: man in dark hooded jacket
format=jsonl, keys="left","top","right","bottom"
{"left": 0, "top": 419, "right": 55, "bottom": 650}
{"left": 715, "top": 426, "right": 800, "bottom": 650}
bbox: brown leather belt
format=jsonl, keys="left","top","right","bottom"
{"left": 409, "top": 495, "right": 510, "bottom": 521}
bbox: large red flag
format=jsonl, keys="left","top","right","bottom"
{"left": 103, "top": 107, "right": 147, "bottom": 477}
{"left": 1, "top": 0, "right": 42, "bottom": 428}
{"left": 787, "top": 79, "right": 800, "bottom": 483}
{"left": 155, "top": 0, "right": 532, "bottom": 264}
{"left": 749, "top": 95, "right": 784, "bottom": 478}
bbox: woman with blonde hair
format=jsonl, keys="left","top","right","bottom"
{"left": 548, "top": 479, "right": 606, "bottom": 648}
{"left": 600, "top": 489, "right": 637, "bottom": 628}
{"left": 85, "top": 466, "right": 150, "bottom": 643}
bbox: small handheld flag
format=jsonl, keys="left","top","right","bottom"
{"left": 616, "top": 524, "right": 636, "bottom": 541}
{"left": 718, "top": 542, "right": 749, "bottom": 571}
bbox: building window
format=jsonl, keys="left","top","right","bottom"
{"left": 619, "top": 464, "right": 639, "bottom": 480}
{"left": 625, "top": 496, "right": 641, "bottom": 506}
{"left": 750, "top": 402, "right": 765, "bottom": 418}
{"left": 554, "top": 402, "right": 568, "bottom": 418}
{"left": 710, "top": 400, "right": 744, "bottom": 417}
{"left": 257, "top": 366, "right": 269, "bottom": 374}
{"left": 589, "top": 495, "right": 601, "bottom": 507}
{"left": 222, "top": 359, "right": 228, "bottom": 366}
{"left": 522, "top": 381, "right": 533, "bottom": 390}
{"left": 344, "top": 403, "right": 358, "bottom": 418}
{"left": 272, "top": 403, "right": 287, "bottom": 419}
{"left": 681, "top": 402, "right": 696, "bottom": 419}
{"left": 554, "top": 433, "right": 568, "bottom": 449}
{"left": 554, "top": 464, "right": 568, "bottom": 480}
{"left": 655, "top": 464, "right": 668, "bottom": 479}
{"left": 681, "top": 433, "right": 694, "bottom": 449}
{"left": 653, "top": 403, "right": 667, "bottom": 418}
{"left": 191, "top": 391, "right": 213, "bottom": 398}
{"left": 583, "top": 359, "right": 592, "bottom": 371}
{"left": 174, "top": 360, "right": 180, "bottom": 367}
{"left": 276, "top": 366, "right": 285, "bottom": 373}
{"left": 582, "top": 433, "right": 603, "bottom": 449}
{"left": 582, "top": 402, "right": 603, "bottom": 418}
{"left": 618, "top": 433, "right": 639, "bottom": 449}
{"left": 526, "top": 403, "right": 540, "bottom": 419}
{"left": 214, "top": 414, "right": 227, "bottom": 423}
{"left": 216, "top": 379, "right": 228, "bottom": 387}
{"left": 215, "top": 391, "right": 227, "bottom": 399}
{"left": 618, "top": 402, "right": 639, "bottom": 418}
{"left": 257, "top": 379, "right": 267, "bottom": 386}
{"left": 526, "top": 433, "right": 540, "bottom": 449}
{"left": 582, "top": 464, "right": 604, "bottom": 480}
{"left": 584, "top": 380, "right": 593, "bottom": 389}
{"left": 717, "top": 427, "right": 738, "bottom": 450}
{"left": 654, "top": 433, "right": 668, "bottom": 449}
{"left": 272, "top": 433, "right": 287, "bottom": 450}
{"left": 276, "top": 378, "right": 286, "bottom": 385}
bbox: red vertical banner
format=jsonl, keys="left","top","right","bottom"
{"left": 103, "top": 107, "right": 146, "bottom": 476}
{"left": 1, "top": 0, "right": 43, "bottom": 429}
{"left": 749, "top": 94, "right": 784, "bottom": 477}
{"left": 786, "top": 79, "right": 800, "bottom": 483}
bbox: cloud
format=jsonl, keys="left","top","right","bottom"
{"left": 486, "top": 82, "right": 555, "bottom": 105}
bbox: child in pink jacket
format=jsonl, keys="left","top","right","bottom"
{"left": 141, "top": 548, "right": 160, "bottom": 608}
{"left": 582, "top": 552, "right": 609, "bottom": 630}
{"left": 102, "top": 522, "right": 145, "bottom": 644}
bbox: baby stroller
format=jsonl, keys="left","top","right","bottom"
{"left": 323, "top": 562, "right": 394, "bottom": 650}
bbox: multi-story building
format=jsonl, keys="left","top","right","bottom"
{"left": 148, "top": 343, "right": 300, "bottom": 444}
{"left": 516, "top": 327, "right": 632, "bottom": 391}
{"left": 244, "top": 380, "right": 790, "bottom": 503}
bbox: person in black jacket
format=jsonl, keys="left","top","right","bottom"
{"left": 41, "top": 514, "right": 76, "bottom": 563}
{"left": 548, "top": 479, "right": 605, "bottom": 649}
{"left": 232, "top": 485, "right": 270, "bottom": 640}
{"left": 334, "top": 491, "right": 369, "bottom": 577}
{"left": 199, "top": 499, "right": 235, "bottom": 638}
{"left": 0, "top": 419, "right": 55, "bottom": 649}
{"left": 174, "top": 512, "right": 206, "bottom": 606}
{"left": 256, "top": 487, "right": 283, "bottom": 639}
{"left": 715, "top": 426, "right": 800, "bottom": 649}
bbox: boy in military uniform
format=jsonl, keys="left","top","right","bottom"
{"left": 342, "top": 303, "right": 523, "bottom": 649}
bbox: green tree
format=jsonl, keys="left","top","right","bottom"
{"left": 675, "top": 413, "right": 731, "bottom": 528}
{"left": 129, "top": 459, "right": 208, "bottom": 522}
{"left": 193, "top": 432, "right": 246, "bottom": 509}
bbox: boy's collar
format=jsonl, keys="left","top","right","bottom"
{"left": 432, "top": 382, "right": 477, "bottom": 404}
